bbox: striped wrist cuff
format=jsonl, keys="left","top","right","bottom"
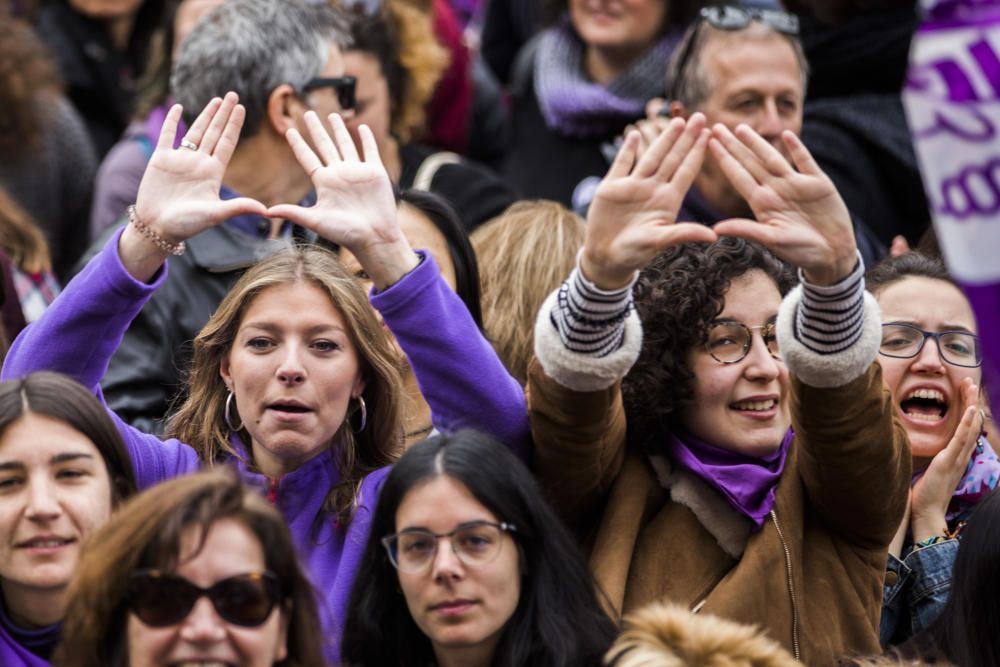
{"left": 795, "top": 254, "right": 866, "bottom": 355}
{"left": 550, "top": 266, "right": 635, "bottom": 357}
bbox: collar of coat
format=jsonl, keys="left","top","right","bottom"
{"left": 648, "top": 453, "right": 754, "bottom": 559}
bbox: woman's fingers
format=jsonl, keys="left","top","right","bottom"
{"left": 667, "top": 128, "right": 709, "bottom": 193}
{"left": 357, "top": 124, "right": 383, "bottom": 165}
{"left": 214, "top": 104, "right": 246, "bottom": 166}
{"left": 199, "top": 92, "right": 239, "bottom": 155}
{"left": 655, "top": 113, "right": 706, "bottom": 183}
{"left": 659, "top": 222, "right": 719, "bottom": 246}
{"left": 606, "top": 131, "right": 639, "bottom": 180}
{"left": 710, "top": 124, "right": 770, "bottom": 185}
{"left": 304, "top": 110, "right": 341, "bottom": 165}
{"left": 733, "top": 123, "right": 794, "bottom": 177}
{"left": 156, "top": 104, "right": 184, "bottom": 151}
{"left": 266, "top": 203, "right": 312, "bottom": 228}
{"left": 781, "top": 130, "right": 823, "bottom": 176}
{"left": 329, "top": 113, "right": 359, "bottom": 162}
{"left": 284, "top": 128, "right": 324, "bottom": 178}
{"left": 708, "top": 137, "right": 761, "bottom": 202}
{"left": 712, "top": 217, "right": 780, "bottom": 247}
{"left": 180, "top": 96, "right": 222, "bottom": 150}
{"left": 632, "top": 116, "right": 685, "bottom": 179}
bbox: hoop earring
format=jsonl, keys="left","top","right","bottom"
{"left": 225, "top": 390, "right": 244, "bottom": 431}
{"left": 351, "top": 395, "right": 367, "bottom": 433}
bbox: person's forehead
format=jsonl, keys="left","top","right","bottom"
{"left": 699, "top": 29, "right": 802, "bottom": 89}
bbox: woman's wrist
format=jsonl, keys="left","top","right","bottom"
{"left": 358, "top": 239, "right": 421, "bottom": 291}
{"left": 119, "top": 223, "right": 170, "bottom": 284}
{"left": 911, "top": 514, "right": 948, "bottom": 544}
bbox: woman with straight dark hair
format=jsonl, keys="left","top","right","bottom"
{"left": 342, "top": 430, "right": 617, "bottom": 667}
{"left": 0, "top": 371, "right": 137, "bottom": 666}
{"left": 52, "top": 469, "right": 324, "bottom": 667}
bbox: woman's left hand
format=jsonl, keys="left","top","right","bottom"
{"left": 910, "top": 378, "right": 982, "bottom": 542}
{"left": 708, "top": 123, "right": 857, "bottom": 286}
{"left": 267, "top": 111, "right": 417, "bottom": 290}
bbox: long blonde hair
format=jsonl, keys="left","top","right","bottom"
{"left": 167, "top": 245, "right": 404, "bottom": 526}
{"left": 471, "top": 201, "right": 585, "bottom": 384}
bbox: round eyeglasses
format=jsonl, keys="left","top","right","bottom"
{"left": 879, "top": 323, "right": 982, "bottom": 368}
{"left": 382, "top": 520, "right": 517, "bottom": 574}
{"left": 704, "top": 321, "right": 780, "bottom": 364}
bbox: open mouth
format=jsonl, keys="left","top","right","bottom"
{"left": 17, "top": 536, "right": 74, "bottom": 550}
{"left": 171, "top": 662, "right": 235, "bottom": 667}
{"left": 899, "top": 388, "right": 948, "bottom": 423}
{"left": 267, "top": 403, "right": 311, "bottom": 414}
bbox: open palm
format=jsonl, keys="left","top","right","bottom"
{"left": 134, "top": 92, "right": 265, "bottom": 243}
{"left": 582, "top": 113, "right": 716, "bottom": 288}
{"left": 709, "top": 124, "right": 856, "bottom": 284}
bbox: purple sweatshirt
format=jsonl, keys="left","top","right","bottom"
{"left": 0, "top": 229, "right": 529, "bottom": 664}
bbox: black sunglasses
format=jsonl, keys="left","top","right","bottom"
{"left": 668, "top": 6, "right": 800, "bottom": 102}
{"left": 301, "top": 75, "right": 357, "bottom": 111}
{"left": 127, "top": 570, "right": 282, "bottom": 628}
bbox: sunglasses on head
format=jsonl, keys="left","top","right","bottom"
{"left": 301, "top": 75, "right": 357, "bottom": 111}
{"left": 127, "top": 570, "right": 282, "bottom": 628}
{"left": 669, "top": 5, "right": 800, "bottom": 101}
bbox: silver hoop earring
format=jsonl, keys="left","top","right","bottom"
{"left": 351, "top": 396, "right": 367, "bottom": 433}
{"left": 225, "top": 390, "right": 244, "bottom": 431}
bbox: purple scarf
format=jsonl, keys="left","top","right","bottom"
{"left": 912, "top": 435, "right": 1000, "bottom": 531}
{"left": 533, "top": 20, "right": 679, "bottom": 138}
{"left": 667, "top": 429, "right": 794, "bottom": 529}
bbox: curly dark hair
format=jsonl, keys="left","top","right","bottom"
{"left": 622, "top": 238, "right": 794, "bottom": 448}
{"left": 865, "top": 251, "right": 953, "bottom": 297}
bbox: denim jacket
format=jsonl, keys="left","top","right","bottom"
{"left": 880, "top": 538, "right": 959, "bottom": 645}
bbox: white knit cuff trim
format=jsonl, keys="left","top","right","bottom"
{"left": 777, "top": 285, "right": 882, "bottom": 388}
{"left": 534, "top": 290, "right": 643, "bottom": 392}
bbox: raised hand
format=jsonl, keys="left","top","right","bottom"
{"left": 268, "top": 111, "right": 417, "bottom": 290}
{"left": 581, "top": 113, "right": 716, "bottom": 290}
{"left": 709, "top": 124, "right": 856, "bottom": 285}
{"left": 910, "top": 378, "right": 983, "bottom": 542}
{"left": 122, "top": 92, "right": 266, "bottom": 281}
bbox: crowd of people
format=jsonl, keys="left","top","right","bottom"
{"left": 0, "top": 0, "right": 996, "bottom": 665}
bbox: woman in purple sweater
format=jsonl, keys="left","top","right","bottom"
{"left": 1, "top": 93, "right": 529, "bottom": 664}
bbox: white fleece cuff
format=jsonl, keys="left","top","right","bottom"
{"left": 534, "top": 290, "right": 643, "bottom": 392}
{"left": 777, "top": 285, "right": 882, "bottom": 388}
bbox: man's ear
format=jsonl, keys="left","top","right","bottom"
{"left": 670, "top": 101, "right": 688, "bottom": 118}
{"left": 266, "top": 83, "right": 302, "bottom": 137}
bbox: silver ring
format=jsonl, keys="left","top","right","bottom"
{"left": 179, "top": 139, "right": 198, "bottom": 151}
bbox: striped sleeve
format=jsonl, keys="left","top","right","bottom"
{"left": 794, "top": 254, "right": 867, "bottom": 355}
{"left": 550, "top": 266, "right": 637, "bottom": 357}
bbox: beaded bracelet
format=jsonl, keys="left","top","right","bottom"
{"left": 127, "top": 205, "right": 185, "bottom": 256}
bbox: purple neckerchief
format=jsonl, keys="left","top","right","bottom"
{"left": 667, "top": 428, "right": 794, "bottom": 529}
{"left": 144, "top": 104, "right": 187, "bottom": 150}
{"left": 912, "top": 435, "right": 1000, "bottom": 529}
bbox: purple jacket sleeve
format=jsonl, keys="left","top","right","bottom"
{"left": 0, "top": 228, "right": 200, "bottom": 487}
{"left": 371, "top": 252, "right": 530, "bottom": 460}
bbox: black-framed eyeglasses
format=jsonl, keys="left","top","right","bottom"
{"left": 704, "top": 321, "right": 780, "bottom": 364}
{"left": 382, "top": 520, "right": 517, "bottom": 574}
{"left": 301, "top": 75, "right": 356, "bottom": 111}
{"left": 668, "top": 6, "right": 800, "bottom": 102}
{"left": 879, "top": 323, "right": 982, "bottom": 368}
{"left": 127, "top": 570, "right": 282, "bottom": 628}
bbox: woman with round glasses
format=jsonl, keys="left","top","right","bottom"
{"left": 865, "top": 252, "right": 999, "bottom": 646}
{"left": 527, "top": 116, "right": 909, "bottom": 663}
{"left": 52, "top": 470, "right": 324, "bottom": 666}
{"left": 341, "top": 430, "right": 617, "bottom": 667}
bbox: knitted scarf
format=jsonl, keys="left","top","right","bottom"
{"left": 666, "top": 428, "right": 794, "bottom": 530}
{"left": 912, "top": 435, "right": 1000, "bottom": 531}
{"left": 534, "top": 20, "right": 679, "bottom": 138}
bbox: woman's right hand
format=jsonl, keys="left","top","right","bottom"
{"left": 910, "top": 377, "right": 983, "bottom": 542}
{"left": 121, "top": 92, "right": 266, "bottom": 281}
{"left": 581, "top": 113, "right": 716, "bottom": 290}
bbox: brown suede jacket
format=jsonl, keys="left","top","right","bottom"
{"left": 527, "top": 287, "right": 911, "bottom": 666}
